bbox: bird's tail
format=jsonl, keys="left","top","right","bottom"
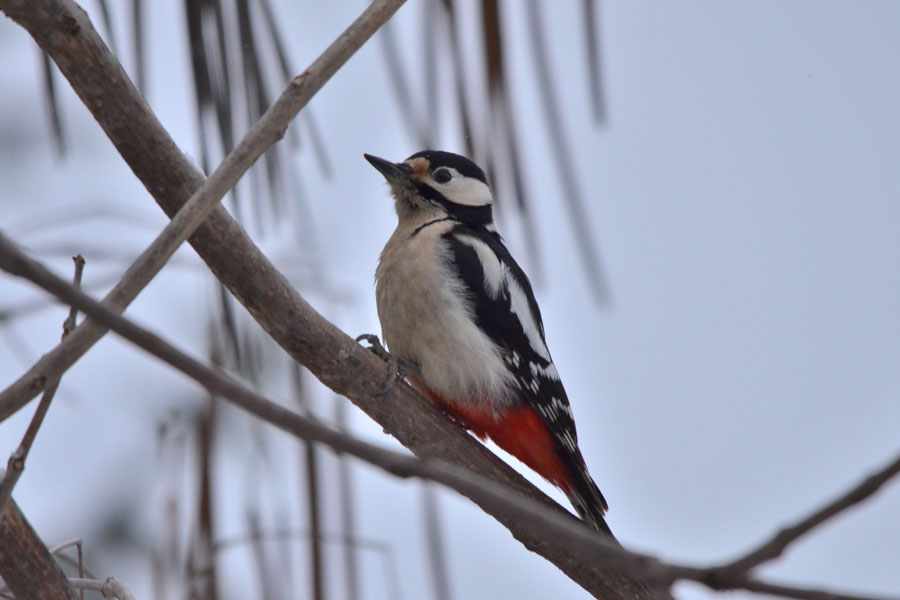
{"left": 566, "top": 460, "right": 617, "bottom": 541}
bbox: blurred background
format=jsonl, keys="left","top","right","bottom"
{"left": 1, "top": 1, "right": 899, "bottom": 599}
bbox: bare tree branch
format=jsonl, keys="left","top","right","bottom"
{"left": 715, "top": 449, "right": 900, "bottom": 575}
{"left": 0, "top": 255, "right": 84, "bottom": 513}
{"left": 4, "top": 235, "right": 900, "bottom": 600}
{"left": 0, "top": 0, "right": 407, "bottom": 422}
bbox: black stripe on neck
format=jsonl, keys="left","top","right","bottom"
{"left": 409, "top": 216, "right": 453, "bottom": 238}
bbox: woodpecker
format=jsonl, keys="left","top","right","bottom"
{"left": 365, "top": 150, "right": 612, "bottom": 536}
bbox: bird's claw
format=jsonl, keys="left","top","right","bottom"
{"left": 356, "top": 333, "right": 390, "bottom": 360}
{"left": 356, "top": 333, "right": 418, "bottom": 396}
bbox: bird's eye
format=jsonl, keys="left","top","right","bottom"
{"left": 433, "top": 168, "right": 452, "bottom": 184}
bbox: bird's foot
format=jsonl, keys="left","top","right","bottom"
{"left": 355, "top": 334, "right": 418, "bottom": 397}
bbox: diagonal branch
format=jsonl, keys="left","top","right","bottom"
{"left": 4, "top": 234, "right": 900, "bottom": 600}
{"left": 0, "top": 232, "right": 650, "bottom": 591}
{"left": 715, "top": 449, "right": 900, "bottom": 575}
{"left": 0, "top": 0, "right": 408, "bottom": 422}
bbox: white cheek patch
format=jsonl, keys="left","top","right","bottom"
{"left": 435, "top": 172, "right": 493, "bottom": 207}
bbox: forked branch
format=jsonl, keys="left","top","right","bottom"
{"left": 0, "top": 255, "right": 84, "bottom": 513}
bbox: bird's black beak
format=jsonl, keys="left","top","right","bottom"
{"left": 364, "top": 153, "right": 413, "bottom": 182}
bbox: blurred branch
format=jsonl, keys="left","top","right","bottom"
{"left": 0, "top": 0, "right": 408, "bottom": 423}
{"left": 5, "top": 237, "right": 900, "bottom": 600}
{"left": 378, "top": 17, "right": 429, "bottom": 145}
{"left": 480, "top": 0, "right": 544, "bottom": 284}
{"left": 0, "top": 255, "right": 84, "bottom": 513}
{"left": 93, "top": 0, "right": 116, "bottom": 54}
{"left": 290, "top": 365, "right": 325, "bottom": 600}
{"left": 421, "top": 484, "right": 453, "bottom": 600}
{"left": 192, "top": 398, "right": 218, "bottom": 600}
{"left": 0, "top": 497, "right": 79, "bottom": 600}
{"left": 524, "top": 0, "right": 611, "bottom": 304}
{"left": 40, "top": 49, "right": 67, "bottom": 157}
{"left": 582, "top": 0, "right": 606, "bottom": 124}
{"left": 131, "top": 0, "right": 145, "bottom": 93}
{"left": 334, "top": 398, "right": 361, "bottom": 600}
{"left": 441, "top": 0, "right": 476, "bottom": 157}
{"left": 256, "top": 0, "right": 331, "bottom": 175}
{"left": 246, "top": 510, "right": 284, "bottom": 600}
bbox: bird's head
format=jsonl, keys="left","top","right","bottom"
{"left": 364, "top": 150, "right": 494, "bottom": 227}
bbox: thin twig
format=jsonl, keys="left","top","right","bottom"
{"left": 48, "top": 537, "right": 83, "bottom": 555}
{"left": 49, "top": 538, "right": 94, "bottom": 582}
{"left": 715, "top": 449, "right": 900, "bottom": 574}
{"left": 68, "top": 577, "right": 136, "bottom": 600}
{"left": 0, "top": 255, "right": 84, "bottom": 513}
{"left": 0, "top": 0, "right": 408, "bottom": 423}
{"left": 2, "top": 234, "right": 898, "bottom": 600}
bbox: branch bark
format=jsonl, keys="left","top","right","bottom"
{"left": 0, "top": 498, "right": 79, "bottom": 600}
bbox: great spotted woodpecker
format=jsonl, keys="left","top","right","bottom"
{"left": 365, "top": 150, "right": 612, "bottom": 536}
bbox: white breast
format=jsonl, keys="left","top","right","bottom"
{"left": 375, "top": 223, "right": 514, "bottom": 410}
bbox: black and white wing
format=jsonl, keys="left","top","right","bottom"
{"left": 442, "top": 224, "right": 609, "bottom": 524}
